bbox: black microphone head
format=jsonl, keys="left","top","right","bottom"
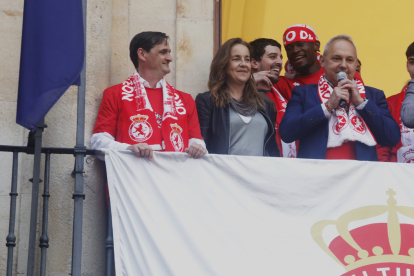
{"left": 337, "top": 71, "right": 347, "bottom": 82}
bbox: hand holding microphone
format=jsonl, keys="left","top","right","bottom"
{"left": 326, "top": 72, "right": 350, "bottom": 111}
{"left": 337, "top": 72, "right": 349, "bottom": 109}
{"left": 337, "top": 72, "right": 364, "bottom": 107}
{"left": 326, "top": 72, "right": 362, "bottom": 111}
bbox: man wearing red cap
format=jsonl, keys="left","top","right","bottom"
{"left": 254, "top": 25, "right": 323, "bottom": 157}
{"left": 253, "top": 25, "right": 324, "bottom": 101}
{"left": 282, "top": 25, "right": 323, "bottom": 84}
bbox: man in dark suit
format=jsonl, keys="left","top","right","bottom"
{"left": 279, "top": 35, "right": 400, "bottom": 161}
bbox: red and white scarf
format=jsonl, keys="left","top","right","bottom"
{"left": 130, "top": 70, "right": 177, "bottom": 120}
{"left": 392, "top": 85, "right": 414, "bottom": 163}
{"left": 123, "top": 71, "right": 189, "bottom": 152}
{"left": 318, "top": 74, "right": 376, "bottom": 148}
{"left": 272, "top": 86, "right": 297, "bottom": 158}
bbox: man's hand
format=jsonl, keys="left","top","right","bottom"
{"left": 327, "top": 79, "right": 363, "bottom": 110}
{"left": 339, "top": 79, "right": 364, "bottom": 106}
{"left": 185, "top": 143, "right": 207, "bottom": 159}
{"left": 126, "top": 143, "right": 154, "bottom": 160}
{"left": 253, "top": 71, "right": 274, "bottom": 88}
{"left": 326, "top": 84, "right": 349, "bottom": 110}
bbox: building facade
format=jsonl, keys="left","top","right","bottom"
{"left": 0, "top": 0, "right": 215, "bottom": 274}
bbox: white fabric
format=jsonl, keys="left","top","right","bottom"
{"left": 188, "top": 138, "right": 207, "bottom": 149}
{"left": 91, "top": 132, "right": 205, "bottom": 160}
{"left": 397, "top": 123, "right": 414, "bottom": 163}
{"left": 140, "top": 76, "right": 162, "bottom": 89}
{"left": 355, "top": 98, "right": 368, "bottom": 110}
{"left": 237, "top": 113, "right": 252, "bottom": 123}
{"left": 104, "top": 150, "right": 414, "bottom": 276}
{"left": 318, "top": 76, "right": 376, "bottom": 148}
{"left": 91, "top": 132, "right": 130, "bottom": 160}
{"left": 281, "top": 141, "right": 296, "bottom": 158}
{"left": 321, "top": 103, "right": 332, "bottom": 118}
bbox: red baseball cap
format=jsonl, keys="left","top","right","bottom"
{"left": 283, "top": 24, "right": 318, "bottom": 47}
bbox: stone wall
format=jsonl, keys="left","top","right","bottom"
{"left": 0, "top": 0, "right": 215, "bottom": 275}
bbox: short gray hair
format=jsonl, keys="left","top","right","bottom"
{"left": 323, "top": 34, "right": 357, "bottom": 57}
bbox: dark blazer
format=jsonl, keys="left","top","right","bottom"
{"left": 195, "top": 91, "right": 280, "bottom": 157}
{"left": 279, "top": 84, "right": 401, "bottom": 161}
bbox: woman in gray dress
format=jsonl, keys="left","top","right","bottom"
{"left": 195, "top": 38, "right": 279, "bottom": 157}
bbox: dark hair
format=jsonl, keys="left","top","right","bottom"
{"left": 208, "top": 38, "right": 264, "bottom": 109}
{"left": 129, "top": 32, "right": 169, "bottom": 68}
{"left": 249, "top": 38, "right": 281, "bottom": 62}
{"left": 357, "top": 59, "right": 361, "bottom": 66}
{"left": 406, "top": 42, "right": 414, "bottom": 59}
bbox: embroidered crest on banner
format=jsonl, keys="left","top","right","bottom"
{"left": 129, "top": 114, "right": 153, "bottom": 142}
{"left": 311, "top": 189, "right": 414, "bottom": 276}
{"left": 170, "top": 123, "right": 184, "bottom": 152}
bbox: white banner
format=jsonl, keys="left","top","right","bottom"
{"left": 104, "top": 150, "right": 414, "bottom": 276}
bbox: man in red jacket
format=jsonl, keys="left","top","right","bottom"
{"left": 377, "top": 42, "right": 414, "bottom": 163}
{"left": 253, "top": 25, "right": 324, "bottom": 101}
{"left": 92, "top": 31, "right": 207, "bottom": 160}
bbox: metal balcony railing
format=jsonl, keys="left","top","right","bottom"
{"left": 0, "top": 142, "right": 98, "bottom": 276}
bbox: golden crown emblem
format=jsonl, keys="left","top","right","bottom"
{"left": 130, "top": 114, "right": 149, "bottom": 122}
{"left": 311, "top": 189, "right": 414, "bottom": 272}
{"left": 170, "top": 123, "right": 182, "bottom": 134}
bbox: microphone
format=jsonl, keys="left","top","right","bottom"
{"left": 337, "top": 71, "right": 348, "bottom": 109}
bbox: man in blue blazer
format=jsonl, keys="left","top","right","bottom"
{"left": 279, "top": 35, "right": 400, "bottom": 161}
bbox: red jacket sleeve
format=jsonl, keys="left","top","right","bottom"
{"left": 92, "top": 85, "right": 121, "bottom": 138}
{"left": 266, "top": 92, "right": 283, "bottom": 155}
{"left": 273, "top": 77, "right": 293, "bottom": 100}
{"left": 182, "top": 92, "right": 203, "bottom": 140}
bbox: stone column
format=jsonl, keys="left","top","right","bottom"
{"left": 175, "top": 0, "right": 215, "bottom": 96}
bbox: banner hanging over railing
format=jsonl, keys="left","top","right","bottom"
{"left": 104, "top": 150, "right": 414, "bottom": 276}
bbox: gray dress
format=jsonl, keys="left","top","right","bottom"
{"left": 228, "top": 107, "right": 268, "bottom": 156}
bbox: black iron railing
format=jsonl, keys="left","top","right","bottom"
{"left": 6, "top": 151, "right": 18, "bottom": 276}
{"left": 0, "top": 144, "right": 99, "bottom": 276}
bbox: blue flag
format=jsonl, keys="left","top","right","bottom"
{"left": 16, "top": 0, "right": 84, "bottom": 131}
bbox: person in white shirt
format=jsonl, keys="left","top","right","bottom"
{"left": 91, "top": 31, "right": 207, "bottom": 160}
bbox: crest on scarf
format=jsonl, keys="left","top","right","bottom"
{"left": 318, "top": 75, "right": 376, "bottom": 147}
{"left": 287, "top": 145, "right": 296, "bottom": 158}
{"left": 350, "top": 115, "right": 366, "bottom": 134}
{"left": 333, "top": 112, "right": 349, "bottom": 135}
{"left": 402, "top": 149, "right": 414, "bottom": 163}
{"left": 170, "top": 123, "right": 184, "bottom": 152}
{"left": 129, "top": 115, "right": 153, "bottom": 142}
{"left": 349, "top": 108, "right": 366, "bottom": 135}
